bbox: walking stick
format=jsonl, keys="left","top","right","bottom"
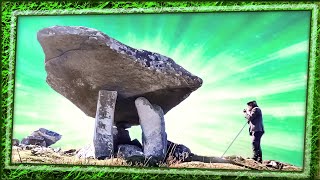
{"left": 220, "top": 121, "right": 248, "bottom": 158}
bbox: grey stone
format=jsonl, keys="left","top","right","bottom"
{"left": 31, "top": 147, "right": 55, "bottom": 156}
{"left": 135, "top": 97, "right": 167, "bottom": 162}
{"left": 12, "top": 138, "right": 20, "bottom": 146}
{"left": 117, "top": 144, "right": 144, "bottom": 161}
{"left": 266, "top": 160, "right": 284, "bottom": 169}
{"left": 54, "top": 147, "right": 61, "bottom": 153}
{"left": 18, "top": 144, "right": 27, "bottom": 150}
{"left": 76, "top": 145, "right": 95, "bottom": 159}
{"left": 63, "top": 149, "right": 77, "bottom": 155}
{"left": 24, "top": 145, "right": 42, "bottom": 150}
{"left": 77, "top": 129, "right": 140, "bottom": 160}
{"left": 114, "top": 128, "right": 131, "bottom": 146}
{"left": 21, "top": 135, "right": 46, "bottom": 147}
{"left": 12, "top": 146, "right": 22, "bottom": 151}
{"left": 166, "top": 140, "right": 193, "bottom": 162}
{"left": 128, "top": 139, "right": 143, "bottom": 149}
{"left": 93, "top": 90, "right": 117, "bottom": 159}
{"left": 20, "top": 128, "right": 61, "bottom": 147}
{"left": 37, "top": 26, "right": 203, "bottom": 126}
{"left": 31, "top": 128, "right": 62, "bottom": 146}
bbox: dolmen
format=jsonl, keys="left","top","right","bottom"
{"left": 37, "top": 26, "right": 202, "bottom": 165}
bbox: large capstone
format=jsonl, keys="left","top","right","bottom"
{"left": 37, "top": 26, "right": 203, "bottom": 126}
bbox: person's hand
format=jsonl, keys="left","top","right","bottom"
{"left": 243, "top": 109, "right": 247, "bottom": 113}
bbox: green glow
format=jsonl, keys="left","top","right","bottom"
{"left": 13, "top": 11, "right": 311, "bottom": 167}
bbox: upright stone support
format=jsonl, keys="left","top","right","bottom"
{"left": 93, "top": 90, "right": 117, "bottom": 160}
{"left": 135, "top": 97, "right": 167, "bottom": 163}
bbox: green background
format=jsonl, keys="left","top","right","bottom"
{"left": 1, "top": 1, "right": 319, "bottom": 180}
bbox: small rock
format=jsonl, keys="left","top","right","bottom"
{"left": 117, "top": 144, "right": 144, "bottom": 163}
{"left": 12, "top": 138, "right": 20, "bottom": 146}
{"left": 31, "top": 128, "right": 62, "bottom": 147}
{"left": 21, "top": 135, "right": 46, "bottom": 147}
{"left": 25, "top": 145, "right": 41, "bottom": 150}
{"left": 18, "top": 144, "right": 27, "bottom": 150}
{"left": 31, "top": 147, "right": 54, "bottom": 156}
{"left": 76, "top": 145, "right": 95, "bottom": 159}
{"left": 12, "top": 146, "right": 22, "bottom": 151}
{"left": 234, "top": 156, "right": 245, "bottom": 161}
{"left": 31, "top": 147, "right": 43, "bottom": 155}
{"left": 20, "top": 128, "right": 61, "bottom": 147}
{"left": 227, "top": 155, "right": 237, "bottom": 160}
{"left": 63, "top": 149, "right": 77, "bottom": 155}
{"left": 53, "top": 147, "right": 61, "bottom": 153}
{"left": 166, "top": 140, "right": 192, "bottom": 162}
{"left": 266, "top": 160, "right": 284, "bottom": 170}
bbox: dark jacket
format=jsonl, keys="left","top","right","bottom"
{"left": 245, "top": 107, "right": 264, "bottom": 135}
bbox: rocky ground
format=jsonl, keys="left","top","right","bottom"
{"left": 11, "top": 145, "right": 302, "bottom": 171}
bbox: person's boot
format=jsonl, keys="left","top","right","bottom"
{"left": 257, "top": 155, "right": 263, "bottom": 163}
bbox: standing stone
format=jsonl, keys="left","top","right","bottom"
{"left": 93, "top": 90, "right": 117, "bottom": 160}
{"left": 135, "top": 97, "right": 167, "bottom": 162}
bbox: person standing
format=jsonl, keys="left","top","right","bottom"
{"left": 243, "top": 100, "right": 264, "bottom": 163}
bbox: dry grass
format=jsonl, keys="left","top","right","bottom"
{"left": 169, "top": 161, "right": 248, "bottom": 169}
{"left": 10, "top": 146, "right": 302, "bottom": 171}
{"left": 11, "top": 147, "right": 181, "bottom": 167}
{"left": 11, "top": 147, "right": 229, "bottom": 169}
{"left": 11, "top": 147, "right": 128, "bottom": 166}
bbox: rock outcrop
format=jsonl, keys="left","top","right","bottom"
{"left": 20, "top": 128, "right": 62, "bottom": 147}
{"left": 37, "top": 26, "right": 203, "bottom": 127}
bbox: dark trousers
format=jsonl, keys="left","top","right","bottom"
{"left": 251, "top": 131, "right": 263, "bottom": 162}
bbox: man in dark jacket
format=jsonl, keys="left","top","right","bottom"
{"left": 243, "top": 100, "right": 264, "bottom": 163}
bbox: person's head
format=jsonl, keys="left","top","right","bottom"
{"left": 247, "top": 100, "right": 258, "bottom": 110}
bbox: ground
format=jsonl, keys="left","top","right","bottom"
{"left": 10, "top": 145, "right": 302, "bottom": 171}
